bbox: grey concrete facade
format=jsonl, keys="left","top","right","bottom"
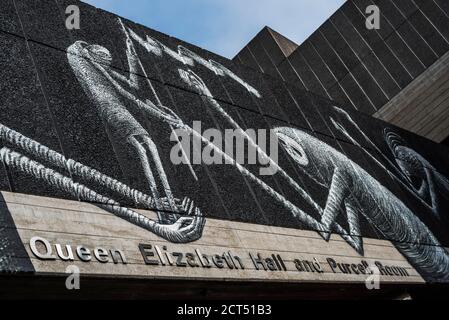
{"left": 234, "top": 0, "right": 449, "bottom": 143}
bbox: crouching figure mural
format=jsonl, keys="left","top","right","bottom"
{"left": 275, "top": 126, "right": 449, "bottom": 282}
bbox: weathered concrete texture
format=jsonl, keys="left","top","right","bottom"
{"left": 14, "top": 0, "right": 72, "bottom": 49}
{"left": 375, "top": 51, "right": 449, "bottom": 143}
{"left": 0, "top": 194, "right": 35, "bottom": 273}
{"left": 234, "top": 0, "right": 449, "bottom": 143}
{"left": 0, "top": 32, "right": 75, "bottom": 200}
{"left": 0, "top": 0, "right": 23, "bottom": 36}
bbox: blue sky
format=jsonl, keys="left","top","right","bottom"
{"left": 83, "top": 0, "right": 345, "bottom": 58}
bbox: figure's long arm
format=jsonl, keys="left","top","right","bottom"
{"left": 179, "top": 69, "right": 364, "bottom": 249}
{"left": 0, "top": 147, "right": 160, "bottom": 230}
{"left": 108, "top": 68, "right": 139, "bottom": 90}
{"left": 0, "top": 122, "right": 159, "bottom": 209}
{"left": 424, "top": 167, "right": 440, "bottom": 217}
{"left": 330, "top": 113, "right": 437, "bottom": 212}
{"left": 95, "top": 63, "right": 182, "bottom": 127}
{"left": 182, "top": 122, "right": 364, "bottom": 250}
{"left": 180, "top": 69, "right": 327, "bottom": 215}
{"left": 103, "top": 39, "right": 140, "bottom": 90}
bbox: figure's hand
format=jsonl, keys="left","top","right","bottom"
{"left": 153, "top": 197, "right": 205, "bottom": 243}
{"left": 143, "top": 99, "right": 186, "bottom": 129}
{"left": 178, "top": 69, "right": 212, "bottom": 97}
{"left": 333, "top": 106, "right": 351, "bottom": 118}
{"left": 332, "top": 106, "right": 357, "bottom": 129}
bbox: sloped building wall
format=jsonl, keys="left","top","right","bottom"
{"left": 234, "top": 0, "right": 449, "bottom": 143}
{"left": 0, "top": 0, "right": 449, "bottom": 284}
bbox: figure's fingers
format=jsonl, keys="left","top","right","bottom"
{"left": 190, "top": 208, "right": 204, "bottom": 233}
{"left": 185, "top": 218, "right": 205, "bottom": 239}
{"left": 181, "top": 210, "right": 200, "bottom": 232}
{"left": 192, "top": 207, "right": 202, "bottom": 225}
{"left": 184, "top": 209, "right": 204, "bottom": 234}
{"left": 189, "top": 69, "right": 205, "bottom": 86}
{"left": 173, "top": 197, "right": 182, "bottom": 211}
{"left": 333, "top": 106, "right": 347, "bottom": 116}
{"left": 190, "top": 210, "right": 199, "bottom": 228}
{"left": 186, "top": 202, "right": 191, "bottom": 215}
{"left": 199, "top": 209, "right": 207, "bottom": 229}
{"left": 188, "top": 201, "right": 195, "bottom": 215}
{"left": 181, "top": 220, "right": 198, "bottom": 235}
{"left": 187, "top": 200, "right": 194, "bottom": 215}
{"left": 181, "top": 197, "right": 188, "bottom": 209}
{"left": 175, "top": 217, "right": 194, "bottom": 228}
{"left": 195, "top": 206, "right": 203, "bottom": 217}
{"left": 179, "top": 217, "right": 193, "bottom": 224}
{"left": 159, "top": 198, "right": 169, "bottom": 209}
{"left": 182, "top": 198, "right": 190, "bottom": 213}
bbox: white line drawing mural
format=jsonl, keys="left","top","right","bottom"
{"left": 329, "top": 107, "right": 449, "bottom": 221}
{"left": 65, "top": 18, "right": 449, "bottom": 281}
{"left": 126, "top": 27, "right": 261, "bottom": 98}
{"left": 384, "top": 130, "right": 449, "bottom": 220}
{"left": 1, "top": 17, "right": 448, "bottom": 281}
{"left": 67, "top": 40, "right": 180, "bottom": 214}
{"left": 0, "top": 123, "right": 204, "bottom": 243}
{"left": 275, "top": 126, "right": 449, "bottom": 282}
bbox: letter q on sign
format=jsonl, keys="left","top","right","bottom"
{"left": 30, "top": 236, "right": 57, "bottom": 260}
{"left": 66, "top": 5, "right": 80, "bottom": 30}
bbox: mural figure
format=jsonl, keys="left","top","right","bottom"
{"left": 0, "top": 123, "right": 204, "bottom": 243}
{"left": 1, "top": 17, "right": 448, "bottom": 282}
{"left": 67, "top": 40, "right": 180, "bottom": 214}
{"left": 67, "top": 18, "right": 363, "bottom": 253}
{"left": 64, "top": 18, "right": 449, "bottom": 281}
{"left": 384, "top": 130, "right": 449, "bottom": 220}
{"left": 330, "top": 107, "right": 449, "bottom": 221}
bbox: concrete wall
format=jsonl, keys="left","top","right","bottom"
{"left": 234, "top": 0, "right": 449, "bottom": 142}
{"left": 0, "top": 0, "right": 449, "bottom": 283}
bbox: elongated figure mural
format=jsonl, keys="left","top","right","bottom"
{"left": 1, "top": 13, "right": 449, "bottom": 284}
{"left": 275, "top": 127, "right": 449, "bottom": 282}
{"left": 63, "top": 19, "right": 449, "bottom": 282}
